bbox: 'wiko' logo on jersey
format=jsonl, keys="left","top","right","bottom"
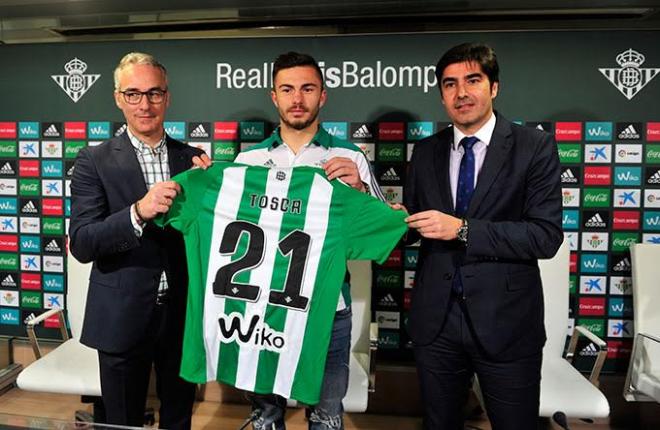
{"left": 219, "top": 312, "right": 286, "bottom": 352}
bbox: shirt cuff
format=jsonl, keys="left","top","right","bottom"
{"left": 130, "top": 204, "right": 144, "bottom": 237}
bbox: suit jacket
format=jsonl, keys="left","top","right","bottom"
{"left": 70, "top": 132, "right": 203, "bottom": 354}
{"left": 404, "top": 113, "right": 563, "bottom": 360}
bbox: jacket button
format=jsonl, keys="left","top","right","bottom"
{"left": 443, "top": 273, "right": 453, "bottom": 280}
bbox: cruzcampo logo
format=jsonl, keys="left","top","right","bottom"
{"left": 583, "top": 188, "right": 611, "bottom": 207}
{"left": 42, "top": 218, "right": 64, "bottom": 235}
{"left": 611, "top": 232, "right": 639, "bottom": 252}
{"left": 212, "top": 142, "right": 237, "bottom": 161}
{"left": 569, "top": 275, "right": 577, "bottom": 294}
{"left": 558, "top": 144, "right": 581, "bottom": 163}
{"left": 21, "top": 291, "right": 41, "bottom": 309}
{"left": 239, "top": 122, "right": 265, "bottom": 141}
{"left": 64, "top": 141, "right": 86, "bottom": 158}
{"left": 0, "top": 142, "right": 17, "bottom": 157}
{"left": 646, "top": 145, "right": 660, "bottom": 164}
{"left": 377, "top": 143, "right": 405, "bottom": 162}
{"left": 578, "top": 318, "right": 606, "bottom": 338}
{"left": 19, "top": 179, "right": 40, "bottom": 196}
{"left": 0, "top": 253, "right": 18, "bottom": 270}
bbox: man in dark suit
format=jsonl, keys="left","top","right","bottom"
{"left": 70, "top": 52, "right": 206, "bottom": 429}
{"left": 402, "top": 43, "right": 563, "bottom": 429}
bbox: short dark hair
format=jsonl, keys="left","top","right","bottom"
{"left": 435, "top": 43, "right": 499, "bottom": 90}
{"left": 272, "top": 52, "right": 324, "bottom": 88}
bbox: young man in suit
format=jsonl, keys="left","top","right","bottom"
{"left": 70, "top": 52, "right": 208, "bottom": 429}
{"left": 401, "top": 43, "right": 563, "bottom": 429}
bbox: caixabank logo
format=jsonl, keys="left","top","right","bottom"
{"left": 579, "top": 275, "right": 607, "bottom": 294}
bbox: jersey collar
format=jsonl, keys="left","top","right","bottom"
{"left": 267, "top": 126, "right": 332, "bottom": 151}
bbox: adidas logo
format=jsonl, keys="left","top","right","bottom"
{"left": 43, "top": 124, "right": 60, "bottom": 137}
{"left": 381, "top": 168, "right": 400, "bottom": 181}
{"left": 190, "top": 124, "right": 209, "bottom": 138}
{"left": 67, "top": 165, "right": 75, "bottom": 176}
{"left": 1, "top": 275, "right": 16, "bottom": 287}
{"left": 618, "top": 125, "right": 640, "bottom": 140}
{"left": 0, "top": 163, "right": 14, "bottom": 175}
{"left": 649, "top": 170, "right": 660, "bottom": 185}
{"left": 263, "top": 159, "right": 276, "bottom": 168}
{"left": 45, "top": 240, "right": 61, "bottom": 252}
{"left": 379, "top": 294, "right": 397, "bottom": 306}
{"left": 585, "top": 213, "right": 606, "bottom": 228}
{"left": 579, "top": 342, "right": 599, "bottom": 357}
{"left": 21, "top": 201, "right": 38, "bottom": 214}
{"left": 114, "top": 124, "right": 127, "bottom": 137}
{"left": 536, "top": 124, "right": 544, "bottom": 131}
{"left": 614, "top": 258, "right": 631, "bottom": 272}
{"left": 561, "top": 169, "right": 578, "bottom": 183}
{"left": 352, "top": 125, "right": 372, "bottom": 139}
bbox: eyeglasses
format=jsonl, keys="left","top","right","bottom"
{"left": 119, "top": 89, "right": 168, "bottom": 105}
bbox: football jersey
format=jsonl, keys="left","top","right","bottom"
{"left": 157, "top": 162, "right": 407, "bottom": 404}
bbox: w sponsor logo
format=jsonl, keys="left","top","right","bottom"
{"left": 218, "top": 313, "right": 286, "bottom": 352}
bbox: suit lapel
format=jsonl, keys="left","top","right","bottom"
{"left": 433, "top": 131, "right": 455, "bottom": 214}
{"left": 112, "top": 133, "right": 148, "bottom": 201}
{"left": 467, "top": 116, "right": 513, "bottom": 216}
{"left": 167, "top": 137, "right": 189, "bottom": 176}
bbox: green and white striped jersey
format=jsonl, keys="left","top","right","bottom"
{"left": 158, "top": 162, "right": 406, "bottom": 404}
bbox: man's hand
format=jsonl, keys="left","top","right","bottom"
{"left": 405, "top": 210, "right": 462, "bottom": 240}
{"left": 389, "top": 203, "right": 409, "bottom": 215}
{"left": 323, "top": 157, "right": 365, "bottom": 192}
{"left": 191, "top": 153, "right": 212, "bottom": 170}
{"left": 136, "top": 181, "right": 181, "bottom": 220}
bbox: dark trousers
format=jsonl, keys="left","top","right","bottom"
{"left": 98, "top": 302, "right": 196, "bottom": 430}
{"left": 414, "top": 295, "right": 542, "bottom": 430}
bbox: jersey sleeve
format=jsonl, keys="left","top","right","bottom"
{"left": 154, "top": 167, "right": 207, "bottom": 233}
{"left": 340, "top": 183, "right": 408, "bottom": 263}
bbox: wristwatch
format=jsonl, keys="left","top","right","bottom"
{"left": 456, "top": 218, "right": 469, "bottom": 243}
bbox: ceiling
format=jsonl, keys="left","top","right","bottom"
{"left": 2, "top": 0, "right": 660, "bottom": 43}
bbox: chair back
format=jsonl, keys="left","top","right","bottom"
{"left": 631, "top": 244, "right": 660, "bottom": 337}
{"left": 347, "top": 260, "right": 372, "bottom": 354}
{"left": 66, "top": 254, "right": 92, "bottom": 339}
{"left": 540, "top": 239, "right": 571, "bottom": 358}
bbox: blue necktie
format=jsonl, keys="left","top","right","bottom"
{"left": 455, "top": 136, "right": 479, "bottom": 217}
{"left": 452, "top": 136, "right": 478, "bottom": 295}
